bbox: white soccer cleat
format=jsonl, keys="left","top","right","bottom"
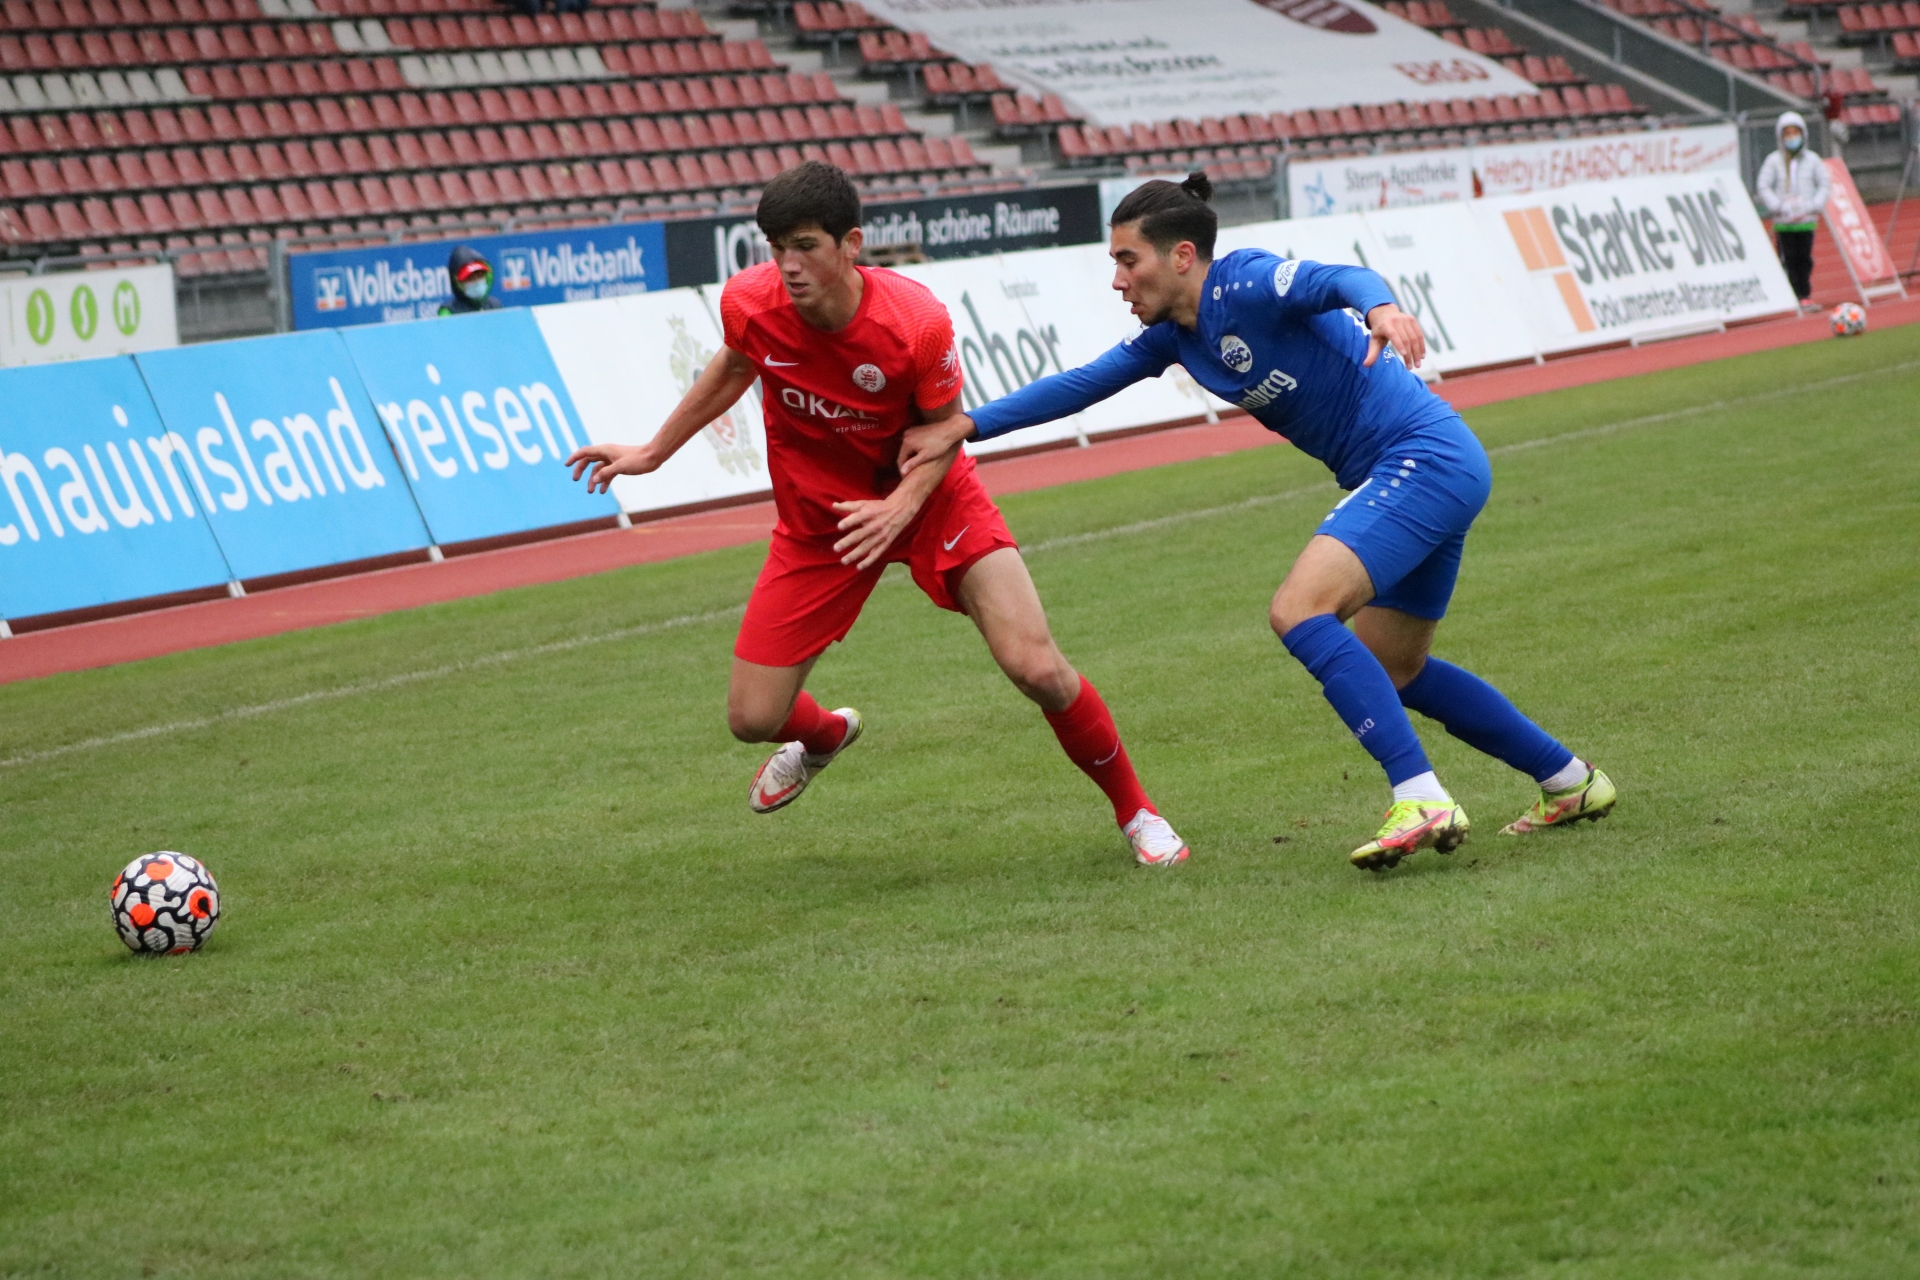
{"left": 1123, "top": 808, "right": 1189, "bottom": 867}
{"left": 748, "top": 707, "right": 863, "bottom": 814}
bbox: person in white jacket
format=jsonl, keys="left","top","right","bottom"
{"left": 1755, "top": 110, "right": 1833, "bottom": 306}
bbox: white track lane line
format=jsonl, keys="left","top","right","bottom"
{"left": 5, "top": 360, "right": 1913, "bottom": 771}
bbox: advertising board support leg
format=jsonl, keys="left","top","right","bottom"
{"left": 0, "top": 620, "right": 12, "bottom": 640}
{"left": 428, "top": 546, "right": 445, "bottom": 562}
{"left": 227, "top": 581, "right": 247, "bottom": 598}
{"left": 268, "top": 239, "right": 293, "bottom": 334}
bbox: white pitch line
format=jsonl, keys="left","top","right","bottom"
{"left": 6, "top": 357, "right": 1915, "bottom": 771}
{"left": 0, "top": 606, "right": 743, "bottom": 770}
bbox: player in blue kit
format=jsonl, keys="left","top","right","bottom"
{"left": 899, "top": 175, "right": 1616, "bottom": 870}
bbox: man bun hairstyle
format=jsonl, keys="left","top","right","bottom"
{"left": 1110, "top": 172, "right": 1218, "bottom": 260}
{"left": 757, "top": 160, "right": 863, "bottom": 243}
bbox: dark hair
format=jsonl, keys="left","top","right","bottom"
{"left": 757, "top": 160, "right": 863, "bottom": 242}
{"left": 1110, "top": 173, "right": 1217, "bottom": 259}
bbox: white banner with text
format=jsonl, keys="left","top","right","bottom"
{"left": 851, "top": 0, "right": 1537, "bottom": 129}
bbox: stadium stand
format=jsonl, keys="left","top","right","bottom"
{"left": 1593, "top": 0, "right": 1907, "bottom": 132}
{"left": 827, "top": 0, "right": 1656, "bottom": 186}
{"left": 0, "top": 0, "right": 995, "bottom": 276}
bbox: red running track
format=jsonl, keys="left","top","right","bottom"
{"left": 5, "top": 280, "right": 1916, "bottom": 685}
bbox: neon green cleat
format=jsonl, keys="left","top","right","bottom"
{"left": 1350, "top": 799, "right": 1470, "bottom": 871}
{"left": 1501, "top": 767, "right": 1617, "bottom": 835}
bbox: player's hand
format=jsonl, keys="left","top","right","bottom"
{"left": 831, "top": 496, "right": 916, "bottom": 571}
{"left": 1364, "top": 303, "right": 1426, "bottom": 371}
{"left": 899, "top": 414, "right": 975, "bottom": 476}
{"left": 566, "top": 442, "right": 660, "bottom": 493}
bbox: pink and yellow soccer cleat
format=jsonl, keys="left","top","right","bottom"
{"left": 1349, "top": 798, "right": 1470, "bottom": 871}
{"left": 1501, "top": 767, "right": 1617, "bottom": 835}
{"left": 748, "top": 708, "right": 864, "bottom": 814}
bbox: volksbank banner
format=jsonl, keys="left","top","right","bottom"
{"left": 290, "top": 221, "right": 669, "bottom": 330}
{"left": 664, "top": 185, "right": 1102, "bottom": 286}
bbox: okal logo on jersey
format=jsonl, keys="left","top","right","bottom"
{"left": 851, "top": 363, "right": 886, "bottom": 393}
{"left": 779, "top": 387, "right": 878, "bottom": 430}
{"left": 1219, "top": 335, "right": 1254, "bottom": 374}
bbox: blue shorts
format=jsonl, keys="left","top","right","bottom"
{"left": 1319, "top": 416, "right": 1492, "bottom": 621}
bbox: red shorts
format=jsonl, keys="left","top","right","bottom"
{"left": 734, "top": 466, "right": 1018, "bottom": 667}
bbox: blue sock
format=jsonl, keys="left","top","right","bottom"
{"left": 1397, "top": 658, "right": 1573, "bottom": 784}
{"left": 1281, "top": 614, "right": 1432, "bottom": 786}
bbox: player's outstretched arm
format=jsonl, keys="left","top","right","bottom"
{"left": 832, "top": 394, "right": 966, "bottom": 570}
{"left": 898, "top": 336, "right": 1171, "bottom": 475}
{"left": 566, "top": 345, "right": 758, "bottom": 493}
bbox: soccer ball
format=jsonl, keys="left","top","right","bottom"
{"left": 111, "top": 852, "right": 220, "bottom": 954}
{"left": 1831, "top": 302, "right": 1867, "bottom": 337}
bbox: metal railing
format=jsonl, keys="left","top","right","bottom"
{"left": 1493, "top": 0, "right": 1810, "bottom": 115}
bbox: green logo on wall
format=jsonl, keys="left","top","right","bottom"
{"left": 70, "top": 285, "right": 98, "bottom": 341}
{"left": 112, "top": 281, "right": 140, "bottom": 335}
{"left": 25, "top": 288, "right": 54, "bottom": 345}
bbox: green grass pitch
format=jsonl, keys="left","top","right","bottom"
{"left": 3, "top": 328, "right": 1918, "bottom": 1278}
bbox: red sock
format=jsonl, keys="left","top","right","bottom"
{"left": 1042, "top": 675, "right": 1155, "bottom": 826}
{"left": 777, "top": 691, "right": 848, "bottom": 756}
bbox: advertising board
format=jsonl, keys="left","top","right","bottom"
{"left": 852, "top": 0, "right": 1536, "bottom": 128}
{"left": 0, "top": 354, "right": 234, "bottom": 620}
{"left": 0, "top": 263, "right": 178, "bottom": 367}
{"left": 1288, "top": 124, "right": 1741, "bottom": 217}
{"left": 664, "top": 185, "right": 1103, "bottom": 287}
{"left": 1474, "top": 171, "right": 1796, "bottom": 351}
{"left": 533, "top": 288, "right": 771, "bottom": 516}
{"left": 339, "top": 308, "right": 622, "bottom": 544}
{"left": 290, "top": 221, "right": 669, "bottom": 330}
{"left": 135, "top": 331, "right": 434, "bottom": 581}
{"left": 1822, "top": 155, "right": 1902, "bottom": 298}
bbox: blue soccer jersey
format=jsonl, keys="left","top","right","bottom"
{"left": 968, "top": 250, "right": 1460, "bottom": 491}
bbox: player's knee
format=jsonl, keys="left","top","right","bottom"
{"left": 1001, "top": 642, "right": 1073, "bottom": 704}
{"left": 727, "top": 704, "right": 783, "bottom": 743}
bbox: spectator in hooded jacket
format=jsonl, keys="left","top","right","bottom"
{"left": 1755, "top": 110, "right": 1833, "bottom": 308}
{"left": 438, "top": 245, "right": 503, "bottom": 317}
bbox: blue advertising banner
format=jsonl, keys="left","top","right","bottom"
{"left": 339, "top": 308, "right": 619, "bottom": 546}
{"left": 0, "top": 355, "right": 234, "bottom": 620}
{"left": 290, "top": 221, "right": 669, "bottom": 330}
{"left": 135, "top": 331, "right": 434, "bottom": 581}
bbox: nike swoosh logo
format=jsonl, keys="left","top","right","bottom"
{"left": 1092, "top": 744, "right": 1120, "bottom": 767}
{"left": 764, "top": 356, "right": 798, "bottom": 367}
{"left": 942, "top": 525, "right": 970, "bottom": 551}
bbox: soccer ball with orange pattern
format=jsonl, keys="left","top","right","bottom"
{"left": 111, "top": 853, "right": 219, "bottom": 954}
{"left": 1831, "top": 302, "right": 1867, "bottom": 337}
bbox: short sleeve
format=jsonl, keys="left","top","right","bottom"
{"left": 719, "top": 275, "right": 751, "bottom": 352}
{"left": 910, "top": 304, "right": 963, "bottom": 409}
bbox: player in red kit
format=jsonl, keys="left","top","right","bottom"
{"left": 567, "top": 162, "right": 1188, "bottom": 866}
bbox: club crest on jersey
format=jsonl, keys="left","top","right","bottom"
{"left": 1273, "top": 259, "right": 1300, "bottom": 297}
{"left": 1219, "top": 335, "right": 1254, "bottom": 374}
{"left": 851, "top": 363, "right": 886, "bottom": 393}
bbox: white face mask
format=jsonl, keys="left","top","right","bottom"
{"left": 459, "top": 276, "right": 491, "bottom": 301}
{"left": 1784, "top": 134, "right": 1804, "bottom": 154}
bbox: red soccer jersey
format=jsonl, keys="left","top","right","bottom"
{"left": 721, "top": 261, "right": 967, "bottom": 539}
